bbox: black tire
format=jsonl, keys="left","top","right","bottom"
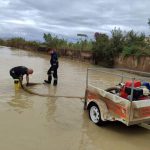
{"left": 89, "top": 104, "right": 104, "bottom": 126}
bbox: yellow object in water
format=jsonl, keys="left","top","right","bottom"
{"left": 14, "top": 79, "right": 20, "bottom": 90}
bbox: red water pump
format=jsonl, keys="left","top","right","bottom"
{"left": 120, "top": 80, "right": 142, "bottom": 100}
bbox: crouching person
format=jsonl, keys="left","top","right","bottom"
{"left": 10, "top": 66, "right": 33, "bottom": 86}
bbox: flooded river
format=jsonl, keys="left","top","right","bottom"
{"left": 0, "top": 46, "right": 149, "bottom": 150}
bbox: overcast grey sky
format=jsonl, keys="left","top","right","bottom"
{"left": 0, "top": 0, "right": 150, "bottom": 41}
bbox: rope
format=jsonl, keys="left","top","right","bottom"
{"left": 20, "top": 82, "right": 85, "bottom": 100}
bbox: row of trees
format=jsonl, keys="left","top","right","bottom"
{"left": 43, "top": 33, "right": 93, "bottom": 51}
{"left": 0, "top": 19, "right": 150, "bottom": 67}
{"left": 93, "top": 28, "right": 150, "bottom": 66}
{"left": 0, "top": 34, "right": 93, "bottom": 51}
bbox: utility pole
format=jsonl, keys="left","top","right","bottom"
{"left": 77, "top": 34, "right": 88, "bottom": 57}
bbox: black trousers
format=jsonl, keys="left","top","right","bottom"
{"left": 47, "top": 66, "right": 58, "bottom": 84}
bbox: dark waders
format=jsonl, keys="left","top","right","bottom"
{"left": 45, "top": 66, "right": 58, "bottom": 85}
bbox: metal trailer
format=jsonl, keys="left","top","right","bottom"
{"left": 84, "top": 68, "right": 150, "bottom": 129}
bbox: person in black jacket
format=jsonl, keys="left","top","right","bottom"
{"left": 10, "top": 66, "right": 33, "bottom": 85}
{"left": 44, "top": 50, "right": 59, "bottom": 85}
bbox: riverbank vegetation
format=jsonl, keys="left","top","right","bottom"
{"left": 0, "top": 37, "right": 40, "bottom": 51}
{"left": 93, "top": 28, "right": 150, "bottom": 66}
{"left": 0, "top": 26, "right": 150, "bottom": 67}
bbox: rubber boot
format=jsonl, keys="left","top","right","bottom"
{"left": 14, "top": 79, "right": 20, "bottom": 90}
{"left": 44, "top": 75, "right": 52, "bottom": 84}
{"left": 53, "top": 79, "right": 57, "bottom": 86}
{"left": 44, "top": 80, "right": 50, "bottom": 84}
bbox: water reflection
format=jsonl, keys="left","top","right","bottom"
{"left": 8, "top": 91, "right": 32, "bottom": 113}
{"left": 46, "top": 86, "right": 57, "bottom": 122}
{"left": 9, "top": 47, "right": 49, "bottom": 60}
{"left": 79, "top": 111, "right": 150, "bottom": 150}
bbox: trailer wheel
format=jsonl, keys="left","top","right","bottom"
{"left": 89, "top": 104, "right": 103, "bottom": 126}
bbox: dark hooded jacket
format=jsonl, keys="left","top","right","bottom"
{"left": 50, "top": 52, "right": 58, "bottom": 69}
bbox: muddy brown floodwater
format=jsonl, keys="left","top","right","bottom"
{"left": 0, "top": 46, "right": 149, "bottom": 150}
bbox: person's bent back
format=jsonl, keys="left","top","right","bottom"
{"left": 10, "top": 66, "right": 33, "bottom": 85}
